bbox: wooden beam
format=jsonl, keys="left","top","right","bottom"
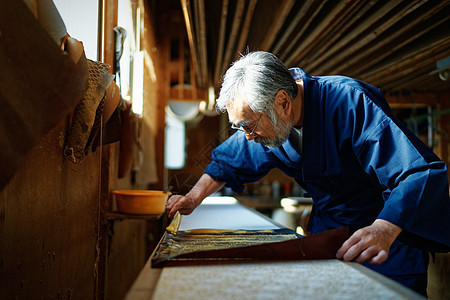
{"left": 279, "top": 0, "right": 327, "bottom": 63}
{"left": 300, "top": 1, "right": 377, "bottom": 68}
{"left": 307, "top": 1, "right": 403, "bottom": 72}
{"left": 335, "top": 1, "right": 448, "bottom": 75}
{"left": 220, "top": 0, "right": 246, "bottom": 78}
{"left": 213, "top": 0, "right": 229, "bottom": 84}
{"left": 285, "top": 0, "right": 354, "bottom": 67}
{"left": 181, "top": 0, "right": 201, "bottom": 87}
{"left": 272, "top": 0, "right": 313, "bottom": 55}
{"left": 235, "top": 0, "right": 258, "bottom": 59}
{"left": 149, "top": 0, "right": 171, "bottom": 191}
{"left": 189, "top": 47, "right": 198, "bottom": 100}
{"left": 196, "top": 0, "right": 208, "bottom": 87}
{"left": 178, "top": 35, "right": 185, "bottom": 99}
{"left": 98, "top": 0, "right": 118, "bottom": 299}
{"left": 260, "top": 0, "right": 296, "bottom": 51}
{"left": 383, "top": 65, "right": 444, "bottom": 91}
{"left": 364, "top": 38, "right": 450, "bottom": 89}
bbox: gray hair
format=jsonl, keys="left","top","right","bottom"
{"left": 216, "top": 51, "right": 298, "bottom": 124}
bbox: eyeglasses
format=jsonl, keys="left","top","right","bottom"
{"left": 231, "top": 111, "right": 264, "bottom": 136}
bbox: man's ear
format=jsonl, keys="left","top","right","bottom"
{"left": 274, "top": 89, "right": 292, "bottom": 117}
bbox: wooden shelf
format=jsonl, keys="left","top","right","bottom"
{"left": 104, "top": 211, "right": 164, "bottom": 221}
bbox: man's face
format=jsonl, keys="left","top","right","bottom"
{"left": 253, "top": 113, "right": 292, "bottom": 148}
{"left": 226, "top": 95, "right": 292, "bottom": 148}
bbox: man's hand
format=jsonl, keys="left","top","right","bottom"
{"left": 336, "top": 219, "right": 402, "bottom": 264}
{"left": 165, "top": 194, "right": 198, "bottom": 219}
{"left": 165, "top": 174, "right": 226, "bottom": 219}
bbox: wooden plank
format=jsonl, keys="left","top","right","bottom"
{"left": 0, "top": 121, "right": 101, "bottom": 299}
{"left": 98, "top": 0, "right": 118, "bottom": 299}
{"left": 149, "top": 0, "right": 171, "bottom": 191}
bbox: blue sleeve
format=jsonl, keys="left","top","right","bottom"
{"left": 353, "top": 94, "right": 450, "bottom": 251}
{"left": 204, "top": 132, "right": 275, "bottom": 193}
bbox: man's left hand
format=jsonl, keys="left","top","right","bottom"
{"left": 336, "top": 219, "right": 402, "bottom": 264}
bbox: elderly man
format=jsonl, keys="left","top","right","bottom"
{"left": 166, "top": 51, "right": 450, "bottom": 295}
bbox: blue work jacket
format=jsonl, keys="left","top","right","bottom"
{"left": 204, "top": 68, "right": 450, "bottom": 278}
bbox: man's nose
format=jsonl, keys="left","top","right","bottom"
{"left": 245, "top": 133, "right": 256, "bottom": 140}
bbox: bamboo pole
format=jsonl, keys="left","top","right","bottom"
{"left": 213, "top": 0, "right": 229, "bottom": 85}
{"left": 235, "top": 0, "right": 258, "bottom": 58}
{"left": 260, "top": 0, "right": 296, "bottom": 52}
{"left": 219, "top": 0, "right": 246, "bottom": 79}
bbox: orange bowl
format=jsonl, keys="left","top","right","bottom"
{"left": 113, "top": 190, "right": 171, "bottom": 215}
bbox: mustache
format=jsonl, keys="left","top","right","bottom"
{"left": 254, "top": 119, "right": 292, "bottom": 148}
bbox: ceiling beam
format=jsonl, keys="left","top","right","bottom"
{"left": 195, "top": 0, "right": 208, "bottom": 87}
{"left": 234, "top": 0, "right": 258, "bottom": 59}
{"left": 362, "top": 34, "right": 450, "bottom": 85}
{"left": 331, "top": 0, "right": 439, "bottom": 74}
{"left": 307, "top": 0, "right": 403, "bottom": 73}
{"left": 351, "top": 15, "right": 450, "bottom": 77}
{"left": 300, "top": 0, "right": 377, "bottom": 68}
{"left": 272, "top": 0, "right": 313, "bottom": 56}
{"left": 213, "top": 0, "right": 229, "bottom": 86}
{"left": 219, "top": 0, "right": 246, "bottom": 78}
{"left": 260, "top": 0, "right": 296, "bottom": 51}
{"left": 181, "top": 0, "right": 201, "bottom": 87}
{"left": 284, "top": 0, "right": 356, "bottom": 67}
{"left": 279, "top": 0, "right": 327, "bottom": 62}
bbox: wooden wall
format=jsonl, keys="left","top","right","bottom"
{"left": 0, "top": 0, "right": 167, "bottom": 299}
{"left": 0, "top": 120, "right": 101, "bottom": 299}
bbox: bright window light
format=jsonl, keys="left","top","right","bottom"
{"left": 131, "top": 51, "right": 144, "bottom": 116}
{"left": 164, "top": 112, "right": 186, "bottom": 169}
{"left": 53, "top": 0, "right": 99, "bottom": 60}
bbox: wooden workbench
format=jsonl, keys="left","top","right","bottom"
{"left": 125, "top": 197, "right": 424, "bottom": 299}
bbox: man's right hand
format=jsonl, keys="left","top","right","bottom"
{"left": 165, "top": 174, "right": 226, "bottom": 219}
{"left": 165, "top": 194, "right": 198, "bottom": 219}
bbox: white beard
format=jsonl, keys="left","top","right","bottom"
{"left": 254, "top": 116, "right": 292, "bottom": 148}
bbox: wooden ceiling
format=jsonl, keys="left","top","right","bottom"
{"left": 168, "top": 0, "right": 449, "bottom": 96}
